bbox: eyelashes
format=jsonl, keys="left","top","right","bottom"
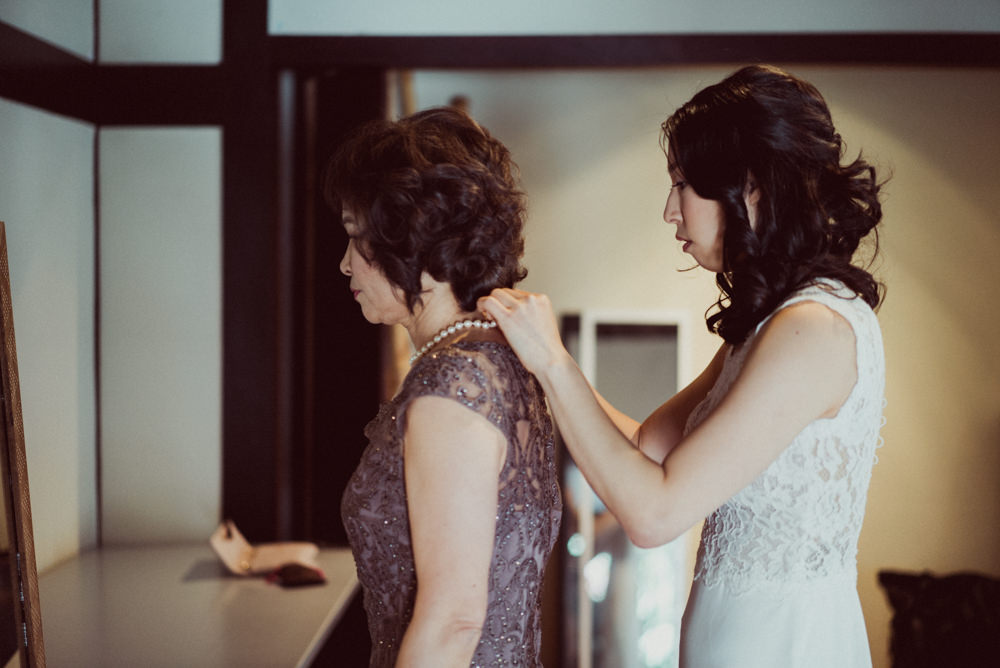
{"left": 670, "top": 181, "right": 688, "bottom": 191}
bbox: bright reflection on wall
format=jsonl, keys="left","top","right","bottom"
{"left": 565, "top": 464, "right": 686, "bottom": 668}
{"left": 635, "top": 543, "right": 684, "bottom": 667}
{"left": 584, "top": 552, "right": 613, "bottom": 602}
{"left": 575, "top": 535, "right": 685, "bottom": 666}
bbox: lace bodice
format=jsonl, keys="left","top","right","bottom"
{"left": 341, "top": 340, "right": 562, "bottom": 667}
{"left": 686, "top": 279, "right": 885, "bottom": 595}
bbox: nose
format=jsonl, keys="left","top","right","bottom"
{"left": 339, "top": 242, "right": 352, "bottom": 276}
{"left": 663, "top": 187, "right": 680, "bottom": 226}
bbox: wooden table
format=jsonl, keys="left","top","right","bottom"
{"left": 38, "top": 544, "right": 358, "bottom": 667}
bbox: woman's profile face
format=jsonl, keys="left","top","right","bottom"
{"left": 339, "top": 208, "right": 411, "bottom": 326}
{"left": 663, "top": 157, "right": 726, "bottom": 273}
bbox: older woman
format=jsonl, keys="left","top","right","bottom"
{"left": 327, "top": 107, "right": 562, "bottom": 667}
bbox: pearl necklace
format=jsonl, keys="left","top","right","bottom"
{"left": 409, "top": 319, "right": 497, "bottom": 365}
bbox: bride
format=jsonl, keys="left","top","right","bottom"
{"left": 481, "top": 64, "right": 886, "bottom": 668}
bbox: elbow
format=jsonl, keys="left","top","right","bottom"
{"left": 621, "top": 508, "right": 688, "bottom": 549}
{"left": 617, "top": 464, "right": 697, "bottom": 549}
{"left": 437, "top": 613, "right": 487, "bottom": 662}
{"left": 447, "top": 611, "right": 487, "bottom": 638}
{"left": 625, "top": 526, "right": 680, "bottom": 550}
{"left": 426, "top": 607, "right": 486, "bottom": 642}
{"left": 399, "top": 608, "right": 486, "bottom": 666}
{"left": 627, "top": 530, "right": 661, "bottom": 550}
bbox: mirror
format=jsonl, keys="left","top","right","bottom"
{"left": 0, "top": 222, "right": 45, "bottom": 667}
{"left": 560, "top": 311, "right": 693, "bottom": 668}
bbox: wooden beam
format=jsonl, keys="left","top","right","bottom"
{"left": 92, "top": 66, "right": 229, "bottom": 125}
{"left": 219, "top": 0, "right": 286, "bottom": 541}
{"left": 0, "top": 22, "right": 96, "bottom": 121}
{"left": 270, "top": 32, "right": 1000, "bottom": 69}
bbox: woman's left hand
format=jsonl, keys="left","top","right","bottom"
{"left": 478, "top": 288, "right": 571, "bottom": 378}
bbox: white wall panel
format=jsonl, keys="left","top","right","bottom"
{"left": 99, "top": 0, "right": 221, "bottom": 64}
{"left": 0, "top": 97, "right": 97, "bottom": 572}
{"left": 0, "top": 0, "right": 94, "bottom": 60}
{"left": 99, "top": 127, "right": 221, "bottom": 543}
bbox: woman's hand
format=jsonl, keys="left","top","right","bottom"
{"left": 477, "top": 288, "right": 571, "bottom": 378}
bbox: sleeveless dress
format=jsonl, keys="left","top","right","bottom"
{"left": 679, "top": 279, "right": 885, "bottom": 668}
{"left": 341, "top": 340, "right": 563, "bottom": 667}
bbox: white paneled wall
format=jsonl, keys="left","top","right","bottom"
{"left": 99, "top": 128, "right": 222, "bottom": 544}
{"left": 0, "top": 98, "right": 97, "bottom": 571}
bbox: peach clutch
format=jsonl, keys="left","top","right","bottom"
{"left": 209, "top": 519, "right": 321, "bottom": 576}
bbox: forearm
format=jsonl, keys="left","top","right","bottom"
{"left": 537, "top": 353, "right": 673, "bottom": 545}
{"left": 592, "top": 387, "right": 641, "bottom": 443}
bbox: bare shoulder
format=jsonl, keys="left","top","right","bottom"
{"left": 741, "top": 299, "right": 857, "bottom": 418}
{"left": 761, "top": 299, "right": 855, "bottom": 350}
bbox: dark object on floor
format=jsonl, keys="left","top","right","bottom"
{"left": 267, "top": 562, "right": 327, "bottom": 588}
{"left": 878, "top": 569, "right": 1000, "bottom": 668}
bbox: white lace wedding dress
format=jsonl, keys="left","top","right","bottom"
{"left": 679, "top": 279, "right": 885, "bottom": 668}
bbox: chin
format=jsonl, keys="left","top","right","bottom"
{"left": 696, "top": 256, "right": 724, "bottom": 273}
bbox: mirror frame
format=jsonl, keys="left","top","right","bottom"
{"left": 0, "top": 222, "right": 44, "bottom": 668}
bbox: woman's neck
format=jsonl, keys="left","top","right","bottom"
{"left": 408, "top": 306, "right": 483, "bottom": 352}
{"left": 404, "top": 274, "right": 499, "bottom": 361}
{"left": 403, "top": 274, "right": 473, "bottom": 349}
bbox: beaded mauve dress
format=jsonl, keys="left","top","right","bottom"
{"left": 341, "top": 340, "right": 562, "bottom": 667}
{"left": 679, "top": 279, "right": 885, "bottom": 668}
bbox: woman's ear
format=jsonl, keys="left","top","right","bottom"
{"left": 419, "top": 270, "right": 457, "bottom": 304}
{"left": 744, "top": 174, "right": 761, "bottom": 230}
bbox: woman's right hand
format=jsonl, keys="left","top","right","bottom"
{"left": 478, "top": 288, "right": 571, "bottom": 378}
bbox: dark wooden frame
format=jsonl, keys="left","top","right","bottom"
{"left": 270, "top": 32, "right": 1000, "bottom": 68}
{"left": 4, "top": 22, "right": 999, "bottom": 124}
{"left": 1, "top": 3, "right": 998, "bottom": 544}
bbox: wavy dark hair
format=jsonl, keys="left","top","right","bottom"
{"left": 324, "top": 106, "right": 527, "bottom": 313}
{"left": 662, "top": 64, "right": 885, "bottom": 344}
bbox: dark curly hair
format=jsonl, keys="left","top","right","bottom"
{"left": 324, "top": 106, "right": 528, "bottom": 313}
{"left": 661, "top": 64, "right": 885, "bottom": 344}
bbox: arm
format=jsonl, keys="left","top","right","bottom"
{"left": 481, "top": 289, "right": 856, "bottom": 548}
{"left": 396, "top": 396, "right": 506, "bottom": 668}
{"left": 591, "top": 390, "right": 641, "bottom": 442}
{"left": 588, "top": 342, "right": 728, "bottom": 463}
{"left": 633, "top": 342, "right": 729, "bottom": 463}
{"left": 478, "top": 291, "right": 726, "bottom": 464}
